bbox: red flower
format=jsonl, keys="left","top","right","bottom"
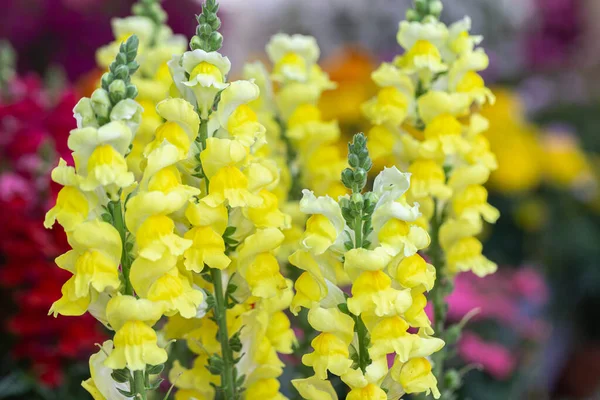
{"left": 0, "top": 73, "right": 106, "bottom": 388}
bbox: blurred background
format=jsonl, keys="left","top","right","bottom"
{"left": 1, "top": 0, "right": 600, "bottom": 399}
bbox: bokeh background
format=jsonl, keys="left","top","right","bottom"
{"left": 1, "top": 0, "right": 600, "bottom": 399}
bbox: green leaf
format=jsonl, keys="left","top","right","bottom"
{"left": 146, "top": 364, "right": 165, "bottom": 375}
{"left": 236, "top": 374, "right": 246, "bottom": 388}
{"left": 223, "top": 226, "right": 236, "bottom": 236}
{"left": 146, "top": 377, "right": 164, "bottom": 391}
{"left": 226, "top": 283, "right": 237, "bottom": 294}
{"left": 337, "top": 302, "right": 351, "bottom": 315}
{"left": 117, "top": 388, "right": 135, "bottom": 397}
{"left": 111, "top": 368, "right": 131, "bottom": 383}
{"left": 205, "top": 293, "right": 216, "bottom": 310}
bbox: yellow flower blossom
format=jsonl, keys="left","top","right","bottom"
{"left": 292, "top": 375, "right": 339, "bottom": 400}
{"left": 183, "top": 225, "right": 230, "bottom": 272}
{"left": 104, "top": 296, "right": 167, "bottom": 371}
{"left": 203, "top": 165, "right": 262, "bottom": 208}
{"left": 346, "top": 383, "right": 388, "bottom": 400}
{"left": 302, "top": 332, "right": 353, "bottom": 379}
{"left": 347, "top": 270, "right": 412, "bottom": 317}
{"left": 391, "top": 357, "right": 440, "bottom": 399}
{"left": 146, "top": 268, "right": 204, "bottom": 318}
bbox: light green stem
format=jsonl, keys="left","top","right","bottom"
{"left": 133, "top": 370, "right": 147, "bottom": 400}
{"left": 210, "top": 268, "right": 237, "bottom": 400}
{"left": 351, "top": 202, "right": 371, "bottom": 373}
{"left": 110, "top": 199, "right": 133, "bottom": 295}
{"left": 110, "top": 200, "right": 147, "bottom": 397}
{"left": 429, "top": 202, "right": 448, "bottom": 393}
{"left": 198, "top": 119, "right": 210, "bottom": 194}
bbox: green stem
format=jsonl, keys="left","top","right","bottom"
{"left": 110, "top": 199, "right": 134, "bottom": 296}
{"left": 110, "top": 201, "right": 147, "bottom": 397}
{"left": 351, "top": 204, "right": 371, "bottom": 372}
{"left": 428, "top": 200, "right": 448, "bottom": 392}
{"left": 210, "top": 268, "right": 237, "bottom": 400}
{"left": 132, "top": 370, "right": 147, "bottom": 400}
{"left": 198, "top": 119, "right": 210, "bottom": 194}
{"left": 353, "top": 215, "right": 363, "bottom": 249}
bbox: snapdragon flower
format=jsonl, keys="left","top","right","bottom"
{"left": 361, "top": 0, "right": 500, "bottom": 397}
{"left": 291, "top": 134, "right": 444, "bottom": 399}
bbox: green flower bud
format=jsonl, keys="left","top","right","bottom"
{"left": 114, "top": 64, "right": 129, "bottom": 80}
{"left": 341, "top": 168, "right": 354, "bottom": 189}
{"left": 207, "top": 11, "right": 218, "bottom": 23}
{"left": 415, "top": 0, "right": 428, "bottom": 13}
{"left": 348, "top": 153, "right": 360, "bottom": 168}
{"left": 189, "top": 36, "right": 203, "bottom": 51}
{"left": 406, "top": 9, "right": 419, "bottom": 21}
{"left": 90, "top": 88, "right": 111, "bottom": 119}
{"left": 109, "top": 79, "right": 127, "bottom": 97}
{"left": 199, "top": 23, "right": 212, "bottom": 35}
{"left": 353, "top": 168, "right": 367, "bottom": 188}
{"left": 208, "top": 32, "right": 223, "bottom": 51}
{"left": 126, "top": 84, "right": 138, "bottom": 99}
{"left": 429, "top": 1, "right": 443, "bottom": 17}
{"left": 101, "top": 72, "right": 113, "bottom": 90}
{"left": 361, "top": 157, "right": 373, "bottom": 172}
{"left": 108, "top": 80, "right": 126, "bottom": 104}
{"left": 116, "top": 52, "right": 127, "bottom": 65}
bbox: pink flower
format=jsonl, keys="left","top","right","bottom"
{"left": 0, "top": 173, "right": 31, "bottom": 202}
{"left": 458, "top": 333, "right": 517, "bottom": 380}
{"left": 512, "top": 267, "right": 549, "bottom": 305}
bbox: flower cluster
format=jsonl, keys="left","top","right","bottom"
{"left": 44, "top": 35, "right": 175, "bottom": 398}
{"left": 39, "top": 0, "right": 508, "bottom": 398}
{"left": 244, "top": 33, "right": 344, "bottom": 200}
{"left": 96, "top": 0, "right": 187, "bottom": 179}
{"left": 142, "top": 1, "right": 294, "bottom": 399}
{"left": 361, "top": 0, "right": 500, "bottom": 396}
{"left": 290, "top": 134, "right": 444, "bottom": 399}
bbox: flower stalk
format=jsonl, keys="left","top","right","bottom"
{"left": 107, "top": 198, "right": 134, "bottom": 296}
{"left": 428, "top": 202, "right": 448, "bottom": 392}
{"left": 360, "top": 0, "right": 501, "bottom": 396}
{"left": 210, "top": 268, "right": 238, "bottom": 400}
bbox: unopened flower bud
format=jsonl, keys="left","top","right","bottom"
{"left": 114, "top": 64, "right": 129, "bottom": 80}
{"left": 189, "top": 36, "right": 203, "bottom": 51}
{"left": 208, "top": 32, "right": 223, "bottom": 51}
{"left": 353, "top": 169, "right": 367, "bottom": 187}
{"left": 109, "top": 79, "right": 126, "bottom": 97}
{"left": 90, "top": 88, "right": 111, "bottom": 119}
{"left": 348, "top": 153, "right": 360, "bottom": 168}
{"left": 199, "top": 23, "right": 212, "bottom": 36}
{"left": 341, "top": 168, "right": 354, "bottom": 189}
{"left": 429, "top": 1, "right": 443, "bottom": 17}
{"left": 406, "top": 9, "right": 419, "bottom": 21}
